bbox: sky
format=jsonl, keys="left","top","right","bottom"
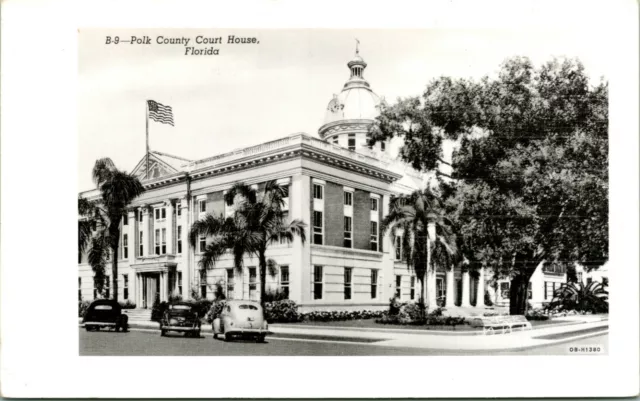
{"left": 78, "top": 28, "right": 611, "bottom": 191}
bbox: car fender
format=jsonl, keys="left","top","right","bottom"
{"left": 213, "top": 318, "right": 221, "bottom": 334}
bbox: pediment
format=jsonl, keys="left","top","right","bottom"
{"left": 132, "top": 154, "right": 180, "bottom": 181}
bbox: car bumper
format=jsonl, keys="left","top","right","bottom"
{"left": 83, "top": 321, "right": 116, "bottom": 326}
{"left": 162, "top": 325, "right": 200, "bottom": 332}
{"left": 225, "top": 328, "right": 268, "bottom": 335}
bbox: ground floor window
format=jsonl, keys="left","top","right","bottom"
{"left": 199, "top": 235, "right": 206, "bottom": 253}
{"left": 313, "top": 265, "right": 323, "bottom": 300}
{"left": 280, "top": 266, "right": 290, "bottom": 299}
{"left": 78, "top": 277, "right": 82, "bottom": 301}
{"left": 178, "top": 271, "right": 182, "bottom": 295}
{"left": 371, "top": 270, "right": 378, "bottom": 299}
{"left": 528, "top": 282, "right": 532, "bottom": 300}
{"left": 370, "top": 221, "right": 378, "bottom": 251}
{"left": 412, "top": 277, "right": 418, "bottom": 300}
{"left": 104, "top": 276, "right": 110, "bottom": 299}
{"left": 437, "top": 277, "right": 445, "bottom": 299}
{"left": 395, "top": 275, "right": 402, "bottom": 299}
{"left": 93, "top": 278, "right": 98, "bottom": 299}
{"left": 545, "top": 281, "right": 562, "bottom": 300}
{"left": 177, "top": 226, "right": 182, "bottom": 254}
{"left": 123, "top": 234, "right": 128, "bottom": 259}
{"left": 139, "top": 231, "right": 144, "bottom": 256}
{"left": 500, "top": 282, "right": 510, "bottom": 299}
{"left": 343, "top": 216, "right": 352, "bottom": 248}
{"left": 226, "top": 268, "right": 235, "bottom": 299}
{"left": 249, "top": 267, "right": 257, "bottom": 300}
{"left": 200, "top": 270, "right": 207, "bottom": 299}
{"left": 313, "top": 211, "right": 323, "bottom": 245}
{"left": 344, "top": 267, "right": 352, "bottom": 300}
{"left": 123, "top": 274, "right": 129, "bottom": 300}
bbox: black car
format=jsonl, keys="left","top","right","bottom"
{"left": 83, "top": 299, "right": 129, "bottom": 332}
{"left": 160, "top": 301, "right": 202, "bottom": 337}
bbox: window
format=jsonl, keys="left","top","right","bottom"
{"left": 381, "top": 141, "right": 386, "bottom": 151}
{"left": 155, "top": 229, "right": 160, "bottom": 255}
{"left": 93, "top": 278, "right": 98, "bottom": 299}
{"left": 313, "top": 266, "right": 323, "bottom": 300}
{"left": 395, "top": 275, "right": 402, "bottom": 299}
{"left": 577, "top": 272, "right": 583, "bottom": 282}
{"left": 410, "top": 276, "right": 416, "bottom": 300}
{"left": 123, "top": 215, "right": 128, "bottom": 226}
{"left": 199, "top": 199, "right": 206, "bottom": 213}
{"left": 123, "top": 234, "right": 128, "bottom": 259}
{"left": 348, "top": 134, "right": 356, "bottom": 151}
{"left": 366, "top": 133, "right": 372, "bottom": 149}
{"left": 105, "top": 276, "right": 110, "bottom": 299}
{"left": 199, "top": 235, "right": 206, "bottom": 253}
{"left": 200, "top": 270, "right": 207, "bottom": 299}
{"left": 249, "top": 267, "right": 257, "bottom": 301}
{"left": 138, "top": 210, "right": 143, "bottom": 222}
{"left": 313, "top": 211, "right": 323, "bottom": 245}
{"left": 155, "top": 208, "right": 160, "bottom": 220}
{"left": 280, "top": 266, "right": 290, "bottom": 299}
{"left": 123, "top": 274, "right": 129, "bottom": 300}
{"left": 139, "top": 231, "right": 144, "bottom": 256}
{"left": 226, "top": 268, "right": 235, "bottom": 299}
{"left": 343, "top": 216, "right": 352, "bottom": 248}
{"left": 370, "top": 221, "right": 379, "bottom": 251}
{"left": 586, "top": 277, "right": 593, "bottom": 285}
{"left": 332, "top": 137, "right": 338, "bottom": 145}
{"left": 177, "top": 226, "right": 182, "bottom": 254}
{"left": 395, "top": 236, "right": 402, "bottom": 260}
{"left": 545, "top": 281, "right": 561, "bottom": 299}
{"left": 344, "top": 191, "right": 353, "bottom": 206}
{"left": 78, "top": 277, "right": 82, "bottom": 301}
{"left": 281, "top": 185, "right": 289, "bottom": 198}
{"left": 500, "top": 282, "right": 510, "bottom": 299}
{"left": 177, "top": 202, "right": 181, "bottom": 217}
{"left": 370, "top": 197, "right": 379, "bottom": 212}
{"left": 161, "top": 228, "right": 167, "bottom": 254}
{"left": 343, "top": 268, "right": 353, "bottom": 300}
{"left": 313, "top": 184, "right": 323, "bottom": 200}
{"left": 161, "top": 208, "right": 166, "bottom": 219}
{"left": 370, "top": 270, "right": 378, "bottom": 299}
{"left": 178, "top": 271, "right": 182, "bottom": 295}
{"left": 437, "top": 277, "right": 445, "bottom": 299}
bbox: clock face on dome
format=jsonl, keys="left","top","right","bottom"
{"left": 327, "top": 98, "right": 344, "bottom": 113}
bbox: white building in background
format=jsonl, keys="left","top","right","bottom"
{"left": 78, "top": 48, "right": 609, "bottom": 312}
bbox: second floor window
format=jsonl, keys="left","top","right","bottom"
{"left": 344, "top": 267, "right": 352, "bottom": 300}
{"left": 139, "top": 231, "right": 144, "bottom": 256}
{"left": 395, "top": 236, "right": 402, "bottom": 260}
{"left": 123, "top": 234, "right": 128, "bottom": 259}
{"left": 371, "top": 197, "right": 379, "bottom": 212}
{"left": 249, "top": 267, "right": 257, "bottom": 300}
{"left": 370, "top": 221, "right": 378, "bottom": 251}
{"left": 199, "top": 199, "right": 206, "bottom": 213}
{"left": 226, "top": 268, "right": 234, "bottom": 299}
{"left": 343, "top": 216, "right": 352, "bottom": 248}
{"left": 199, "top": 235, "right": 206, "bottom": 253}
{"left": 313, "top": 184, "right": 323, "bottom": 200}
{"left": 313, "top": 211, "right": 323, "bottom": 245}
{"left": 177, "top": 226, "right": 182, "bottom": 254}
{"left": 371, "top": 270, "right": 378, "bottom": 299}
{"left": 344, "top": 191, "right": 353, "bottom": 206}
{"left": 155, "top": 229, "right": 161, "bottom": 255}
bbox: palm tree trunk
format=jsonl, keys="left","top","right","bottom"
{"left": 259, "top": 251, "right": 267, "bottom": 308}
{"left": 426, "top": 238, "right": 437, "bottom": 309}
{"left": 111, "top": 245, "right": 119, "bottom": 302}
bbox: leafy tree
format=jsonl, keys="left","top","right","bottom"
{"left": 382, "top": 187, "right": 456, "bottom": 307}
{"left": 371, "top": 57, "right": 608, "bottom": 314}
{"left": 189, "top": 180, "right": 306, "bottom": 307}
{"left": 549, "top": 281, "right": 608, "bottom": 313}
{"left": 79, "top": 158, "right": 145, "bottom": 301}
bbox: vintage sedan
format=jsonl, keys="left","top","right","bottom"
{"left": 212, "top": 300, "right": 269, "bottom": 342}
{"left": 83, "top": 299, "right": 129, "bottom": 332}
{"left": 160, "top": 301, "right": 202, "bottom": 337}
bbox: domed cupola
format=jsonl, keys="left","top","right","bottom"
{"left": 319, "top": 43, "right": 387, "bottom": 153}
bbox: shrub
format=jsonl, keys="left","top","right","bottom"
{"left": 263, "top": 289, "right": 289, "bottom": 303}
{"left": 194, "top": 299, "right": 213, "bottom": 319}
{"left": 79, "top": 300, "right": 91, "bottom": 317}
{"left": 300, "top": 309, "right": 385, "bottom": 322}
{"left": 484, "top": 290, "right": 494, "bottom": 307}
{"left": 526, "top": 308, "right": 550, "bottom": 321}
{"left": 388, "top": 296, "right": 404, "bottom": 316}
{"left": 265, "top": 300, "right": 302, "bottom": 323}
{"left": 169, "top": 294, "right": 183, "bottom": 303}
{"left": 549, "top": 281, "right": 608, "bottom": 314}
{"left": 206, "top": 300, "right": 227, "bottom": 323}
{"left": 151, "top": 301, "right": 169, "bottom": 322}
{"left": 119, "top": 300, "right": 136, "bottom": 309}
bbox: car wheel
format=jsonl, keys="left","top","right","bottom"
{"left": 161, "top": 329, "right": 166, "bottom": 337}
{"left": 213, "top": 333, "right": 218, "bottom": 339}
{"left": 256, "top": 334, "right": 266, "bottom": 343}
{"left": 85, "top": 325, "right": 93, "bottom": 332}
{"left": 224, "top": 333, "right": 232, "bottom": 342}
{"left": 115, "top": 324, "right": 121, "bottom": 332}
{"left": 195, "top": 330, "right": 201, "bottom": 338}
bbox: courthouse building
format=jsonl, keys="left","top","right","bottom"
{"left": 78, "top": 49, "right": 606, "bottom": 311}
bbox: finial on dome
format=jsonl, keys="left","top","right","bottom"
{"left": 355, "top": 38, "right": 360, "bottom": 55}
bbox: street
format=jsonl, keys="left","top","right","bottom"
{"left": 79, "top": 328, "right": 608, "bottom": 356}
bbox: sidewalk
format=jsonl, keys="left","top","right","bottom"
{"left": 79, "top": 315, "right": 608, "bottom": 352}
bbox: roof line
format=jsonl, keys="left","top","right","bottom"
{"left": 151, "top": 150, "right": 193, "bottom": 162}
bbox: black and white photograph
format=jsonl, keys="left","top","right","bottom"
{"left": 77, "top": 27, "right": 611, "bottom": 357}
{"left": 1, "top": 0, "right": 638, "bottom": 398}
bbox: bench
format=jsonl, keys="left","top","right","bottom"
{"left": 469, "top": 315, "right": 532, "bottom": 335}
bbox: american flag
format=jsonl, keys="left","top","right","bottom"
{"left": 147, "top": 100, "right": 174, "bottom": 126}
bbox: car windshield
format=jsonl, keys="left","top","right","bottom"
{"left": 170, "top": 305, "right": 191, "bottom": 310}
{"left": 94, "top": 305, "right": 113, "bottom": 310}
{"left": 238, "top": 304, "right": 258, "bottom": 310}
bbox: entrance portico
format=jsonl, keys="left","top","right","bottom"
{"left": 131, "top": 256, "right": 178, "bottom": 308}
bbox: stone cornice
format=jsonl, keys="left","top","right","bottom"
{"left": 311, "top": 244, "right": 384, "bottom": 262}
{"left": 318, "top": 119, "right": 374, "bottom": 139}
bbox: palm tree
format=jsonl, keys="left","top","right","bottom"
{"left": 189, "top": 180, "right": 307, "bottom": 307}
{"left": 382, "top": 187, "right": 456, "bottom": 308}
{"left": 79, "top": 158, "right": 145, "bottom": 302}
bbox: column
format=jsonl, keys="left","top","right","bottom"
{"left": 380, "top": 194, "right": 392, "bottom": 302}
{"left": 165, "top": 200, "right": 174, "bottom": 255}
{"left": 159, "top": 272, "right": 166, "bottom": 302}
{"left": 141, "top": 205, "right": 149, "bottom": 257}
{"left": 476, "top": 265, "right": 485, "bottom": 308}
{"left": 461, "top": 269, "right": 471, "bottom": 307}
{"left": 445, "top": 267, "right": 456, "bottom": 308}
{"left": 127, "top": 209, "right": 137, "bottom": 304}
{"left": 181, "top": 196, "right": 190, "bottom": 298}
{"left": 290, "top": 174, "right": 311, "bottom": 304}
{"left": 136, "top": 273, "right": 142, "bottom": 307}
{"left": 426, "top": 218, "right": 437, "bottom": 308}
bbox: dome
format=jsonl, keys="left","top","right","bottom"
{"left": 322, "top": 49, "right": 381, "bottom": 126}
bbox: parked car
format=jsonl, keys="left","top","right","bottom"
{"left": 212, "top": 300, "right": 268, "bottom": 342}
{"left": 83, "top": 299, "right": 129, "bottom": 332}
{"left": 160, "top": 301, "right": 202, "bottom": 337}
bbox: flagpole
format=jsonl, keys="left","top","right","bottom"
{"left": 146, "top": 100, "right": 149, "bottom": 180}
